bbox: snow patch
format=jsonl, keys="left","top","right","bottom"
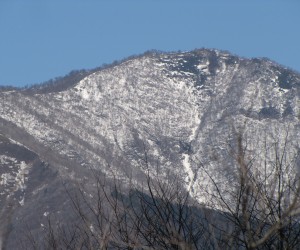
{"left": 182, "top": 154, "right": 194, "bottom": 191}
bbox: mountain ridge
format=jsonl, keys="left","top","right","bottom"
{"left": 2, "top": 48, "right": 299, "bottom": 93}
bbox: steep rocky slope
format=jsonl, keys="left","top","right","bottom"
{"left": 0, "top": 49, "right": 299, "bottom": 248}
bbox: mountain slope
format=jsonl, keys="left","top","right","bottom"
{"left": 0, "top": 49, "right": 299, "bottom": 248}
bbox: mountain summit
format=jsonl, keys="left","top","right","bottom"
{"left": 0, "top": 49, "right": 299, "bottom": 248}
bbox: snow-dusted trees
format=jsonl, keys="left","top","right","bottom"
{"left": 202, "top": 131, "right": 300, "bottom": 249}
{"left": 22, "top": 132, "right": 300, "bottom": 250}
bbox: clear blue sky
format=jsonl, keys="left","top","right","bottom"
{"left": 1, "top": 0, "right": 299, "bottom": 87}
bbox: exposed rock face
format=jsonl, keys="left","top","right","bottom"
{"left": 0, "top": 49, "right": 299, "bottom": 248}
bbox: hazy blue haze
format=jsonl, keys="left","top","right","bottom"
{"left": 0, "top": 0, "right": 299, "bottom": 86}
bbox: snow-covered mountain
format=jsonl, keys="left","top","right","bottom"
{"left": 0, "top": 49, "right": 299, "bottom": 248}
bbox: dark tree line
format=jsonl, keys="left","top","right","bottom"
{"left": 16, "top": 49, "right": 165, "bottom": 95}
